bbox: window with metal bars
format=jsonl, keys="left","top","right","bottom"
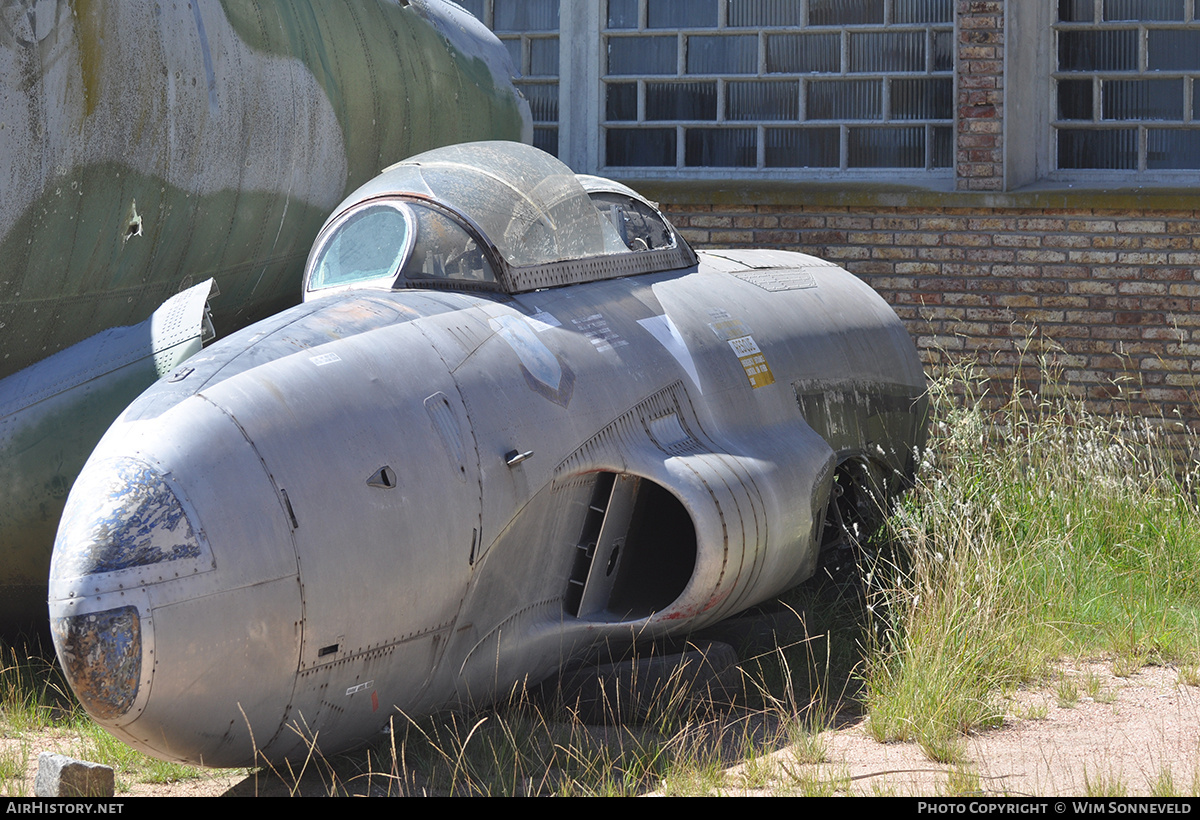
{"left": 457, "top": 0, "right": 561, "bottom": 156}
{"left": 1055, "top": 0, "right": 1200, "bottom": 171}
{"left": 601, "top": 0, "right": 954, "bottom": 172}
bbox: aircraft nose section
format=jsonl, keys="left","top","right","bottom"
{"left": 49, "top": 456, "right": 210, "bottom": 723}
{"left": 51, "top": 605, "right": 143, "bottom": 722}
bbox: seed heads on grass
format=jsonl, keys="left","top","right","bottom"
{"left": 862, "top": 350, "right": 1200, "bottom": 773}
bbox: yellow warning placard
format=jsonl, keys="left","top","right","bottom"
{"left": 728, "top": 335, "right": 775, "bottom": 388}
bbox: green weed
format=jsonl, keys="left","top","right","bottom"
{"left": 861, "top": 355, "right": 1200, "bottom": 764}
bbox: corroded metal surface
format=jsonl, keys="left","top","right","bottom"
{"left": 52, "top": 606, "right": 141, "bottom": 721}
{"left": 52, "top": 458, "right": 200, "bottom": 578}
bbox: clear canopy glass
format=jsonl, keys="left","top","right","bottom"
{"left": 375, "top": 141, "right": 622, "bottom": 268}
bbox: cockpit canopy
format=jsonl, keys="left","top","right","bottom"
{"left": 303, "top": 141, "right": 696, "bottom": 299}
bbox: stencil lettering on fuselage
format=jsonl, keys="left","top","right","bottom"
{"left": 570, "top": 313, "right": 627, "bottom": 354}
{"left": 709, "top": 317, "right": 775, "bottom": 389}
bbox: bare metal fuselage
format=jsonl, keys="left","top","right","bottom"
{"left": 49, "top": 250, "right": 925, "bottom": 766}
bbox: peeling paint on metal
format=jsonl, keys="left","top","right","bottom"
{"left": 51, "top": 457, "right": 201, "bottom": 578}
{"left": 488, "top": 314, "right": 575, "bottom": 407}
{"left": 526, "top": 307, "right": 560, "bottom": 330}
{"left": 52, "top": 606, "right": 141, "bottom": 721}
{"left": 638, "top": 313, "right": 701, "bottom": 393}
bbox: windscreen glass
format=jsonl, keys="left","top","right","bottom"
{"left": 401, "top": 205, "right": 498, "bottom": 284}
{"left": 308, "top": 203, "right": 412, "bottom": 290}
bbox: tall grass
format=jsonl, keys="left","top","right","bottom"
{"left": 0, "top": 642, "right": 76, "bottom": 734}
{"left": 6, "top": 356, "right": 1200, "bottom": 794}
{"left": 863, "top": 360, "right": 1200, "bottom": 761}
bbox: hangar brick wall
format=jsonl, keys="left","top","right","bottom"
{"left": 956, "top": 0, "right": 1004, "bottom": 192}
{"left": 658, "top": 198, "right": 1200, "bottom": 427}
{"left": 603, "top": 0, "right": 1200, "bottom": 428}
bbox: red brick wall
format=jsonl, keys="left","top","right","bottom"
{"left": 957, "top": 1, "right": 1004, "bottom": 192}
{"left": 631, "top": 2, "right": 1200, "bottom": 429}
{"left": 662, "top": 201, "right": 1200, "bottom": 426}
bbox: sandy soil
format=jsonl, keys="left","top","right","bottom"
{"left": 10, "top": 659, "right": 1200, "bottom": 797}
{"left": 722, "top": 660, "right": 1200, "bottom": 797}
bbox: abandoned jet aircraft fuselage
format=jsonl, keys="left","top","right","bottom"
{"left": 49, "top": 143, "right": 927, "bottom": 766}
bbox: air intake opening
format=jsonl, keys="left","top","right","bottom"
{"left": 566, "top": 473, "right": 696, "bottom": 622}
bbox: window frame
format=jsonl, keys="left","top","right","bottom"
{"left": 1047, "top": 1, "right": 1200, "bottom": 182}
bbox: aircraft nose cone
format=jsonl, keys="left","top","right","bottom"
{"left": 51, "top": 457, "right": 202, "bottom": 579}
{"left": 49, "top": 456, "right": 208, "bottom": 723}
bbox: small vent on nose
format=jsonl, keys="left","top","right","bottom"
{"left": 367, "top": 466, "right": 397, "bottom": 489}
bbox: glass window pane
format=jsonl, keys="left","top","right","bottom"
{"left": 1058, "top": 30, "right": 1138, "bottom": 71}
{"left": 728, "top": 80, "right": 799, "bottom": 120}
{"left": 311, "top": 205, "right": 410, "bottom": 290}
{"left": 891, "top": 78, "right": 953, "bottom": 120}
{"left": 1147, "top": 129, "right": 1200, "bottom": 168}
{"left": 848, "top": 126, "right": 925, "bottom": 167}
{"left": 1102, "top": 79, "right": 1183, "bottom": 120}
{"left": 1103, "top": 0, "right": 1184, "bottom": 21}
{"left": 809, "top": 0, "right": 884, "bottom": 26}
{"left": 766, "top": 33, "right": 840, "bottom": 73}
{"left": 607, "top": 83, "right": 638, "bottom": 120}
{"left": 1058, "top": 0, "right": 1095, "bottom": 22}
{"left": 646, "top": 81, "right": 718, "bottom": 120}
{"left": 932, "top": 29, "right": 954, "bottom": 71}
{"left": 894, "top": 0, "right": 953, "bottom": 23}
{"left": 729, "top": 0, "right": 805, "bottom": 27}
{"left": 529, "top": 38, "right": 559, "bottom": 77}
{"left": 493, "top": 0, "right": 559, "bottom": 32}
{"left": 608, "top": 36, "right": 678, "bottom": 74}
{"left": 1147, "top": 31, "right": 1200, "bottom": 70}
{"left": 502, "top": 38, "right": 522, "bottom": 75}
{"left": 686, "top": 35, "right": 758, "bottom": 74}
{"left": 517, "top": 83, "right": 558, "bottom": 123}
{"left": 1057, "top": 129, "right": 1138, "bottom": 169}
{"left": 607, "top": 128, "right": 677, "bottom": 166}
{"left": 685, "top": 128, "right": 757, "bottom": 166}
{"left": 808, "top": 79, "right": 882, "bottom": 119}
{"left": 589, "top": 193, "right": 677, "bottom": 251}
{"left": 1058, "top": 79, "right": 1094, "bottom": 120}
{"left": 533, "top": 128, "right": 559, "bottom": 157}
{"left": 607, "top": 0, "right": 639, "bottom": 28}
{"left": 647, "top": 0, "right": 717, "bottom": 28}
{"left": 932, "top": 126, "right": 953, "bottom": 167}
{"left": 850, "top": 32, "right": 924, "bottom": 73}
{"left": 765, "top": 128, "right": 840, "bottom": 167}
{"left": 402, "top": 206, "right": 496, "bottom": 285}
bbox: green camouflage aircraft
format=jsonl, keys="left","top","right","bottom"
{"left": 0, "top": 0, "right": 531, "bottom": 630}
